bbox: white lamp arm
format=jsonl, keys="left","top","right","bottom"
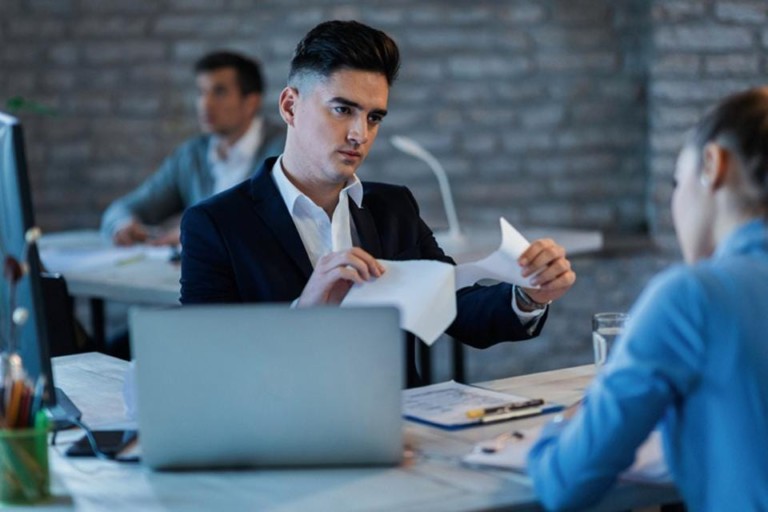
{"left": 390, "top": 135, "right": 462, "bottom": 240}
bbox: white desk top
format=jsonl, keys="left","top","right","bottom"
{"left": 38, "top": 226, "right": 602, "bottom": 304}
{"left": 35, "top": 353, "right": 678, "bottom": 512}
{"left": 39, "top": 231, "right": 181, "bottom": 305}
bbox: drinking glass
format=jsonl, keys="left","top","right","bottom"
{"left": 592, "top": 312, "right": 629, "bottom": 367}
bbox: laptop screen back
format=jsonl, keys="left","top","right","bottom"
{"left": 130, "top": 304, "right": 403, "bottom": 470}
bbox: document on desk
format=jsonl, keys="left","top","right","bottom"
{"left": 455, "top": 217, "right": 539, "bottom": 290}
{"left": 343, "top": 259, "right": 456, "bottom": 345}
{"left": 463, "top": 426, "right": 671, "bottom": 484}
{"left": 403, "top": 380, "right": 560, "bottom": 430}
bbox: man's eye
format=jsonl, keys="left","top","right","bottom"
{"left": 334, "top": 106, "right": 351, "bottom": 115}
{"left": 369, "top": 115, "right": 383, "bottom": 125}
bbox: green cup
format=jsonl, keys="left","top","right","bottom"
{"left": 0, "top": 427, "right": 50, "bottom": 504}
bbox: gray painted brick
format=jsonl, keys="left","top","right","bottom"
{"left": 84, "top": 41, "right": 165, "bottom": 64}
{"left": 650, "top": 53, "right": 701, "bottom": 75}
{"left": 715, "top": 2, "right": 768, "bottom": 23}
{"left": 652, "top": 78, "right": 759, "bottom": 102}
{"left": 531, "top": 28, "right": 615, "bottom": 49}
{"left": 537, "top": 51, "right": 618, "bottom": 72}
{"left": 654, "top": 25, "right": 754, "bottom": 51}
{"left": 446, "top": 7, "right": 493, "bottom": 24}
{"left": 651, "top": 1, "right": 708, "bottom": 22}
{"left": 167, "top": 0, "right": 227, "bottom": 10}
{"left": 519, "top": 105, "right": 565, "bottom": 128}
{"left": 27, "top": 0, "right": 74, "bottom": 13}
{"left": 7, "top": 19, "right": 66, "bottom": 38}
{"left": 73, "top": 17, "right": 148, "bottom": 37}
{"left": 48, "top": 45, "right": 80, "bottom": 66}
{"left": 406, "top": 29, "right": 495, "bottom": 51}
{"left": 79, "top": 0, "right": 158, "bottom": 13}
{"left": 651, "top": 105, "right": 702, "bottom": 129}
{"left": 705, "top": 53, "right": 760, "bottom": 74}
{"left": 153, "top": 15, "right": 240, "bottom": 36}
{"left": 118, "top": 96, "right": 164, "bottom": 117}
{"left": 448, "top": 56, "right": 530, "bottom": 78}
{"left": 501, "top": 4, "right": 546, "bottom": 24}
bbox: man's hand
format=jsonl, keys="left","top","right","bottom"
{"left": 518, "top": 238, "right": 576, "bottom": 304}
{"left": 297, "top": 247, "right": 385, "bottom": 307}
{"left": 148, "top": 226, "right": 181, "bottom": 247}
{"left": 113, "top": 220, "right": 150, "bottom": 246}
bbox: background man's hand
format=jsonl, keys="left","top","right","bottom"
{"left": 148, "top": 226, "right": 181, "bottom": 247}
{"left": 518, "top": 238, "right": 576, "bottom": 304}
{"left": 113, "top": 220, "right": 149, "bottom": 246}
{"left": 297, "top": 247, "right": 385, "bottom": 307}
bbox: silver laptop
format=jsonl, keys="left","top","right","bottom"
{"left": 129, "top": 304, "right": 403, "bottom": 470}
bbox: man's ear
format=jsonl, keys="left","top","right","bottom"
{"left": 701, "top": 142, "right": 729, "bottom": 190}
{"left": 278, "top": 87, "right": 299, "bottom": 126}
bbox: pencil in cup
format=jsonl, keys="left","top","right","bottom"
{"left": 0, "top": 411, "right": 51, "bottom": 504}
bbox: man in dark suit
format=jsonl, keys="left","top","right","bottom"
{"left": 102, "top": 51, "right": 286, "bottom": 247}
{"left": 180, "top": 21, "right": 576, "bottom": 385}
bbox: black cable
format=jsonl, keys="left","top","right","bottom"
{"left": 50, "top": 416, "right": 140, "bottom": 463}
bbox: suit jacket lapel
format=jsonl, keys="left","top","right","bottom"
{"left": 249, "top": 158, "right": 313, "bottom": 279}
{"left": 350, "top": 197, "right": 383, "bottom": 258}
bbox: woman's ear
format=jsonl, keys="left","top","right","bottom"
{"left": 278, "top": 87, "right": 298, "bottom": 126}
{"left": 701, "top": 142, "right": 729, "bottom": 190}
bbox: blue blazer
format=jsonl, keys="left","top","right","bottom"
{"left": 180, "top": 157, "right": 545, "bottom": 384}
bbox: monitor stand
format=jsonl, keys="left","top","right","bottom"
{"left": 47, "top": 387, "right": 83, "bottom": 430}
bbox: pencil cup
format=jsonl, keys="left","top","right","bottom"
{"left": 592, "top": 312, "right": 628, "bottom": 367}
{"left": 0, "top": 427, "right": 50, "bottom": 504}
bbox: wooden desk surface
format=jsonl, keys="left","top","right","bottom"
{"left": 37, "top": 353, "right": 678, "bottom": 512}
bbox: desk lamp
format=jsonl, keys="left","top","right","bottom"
{"left": 390, "top": 135, "right": 465, "bottom": 253}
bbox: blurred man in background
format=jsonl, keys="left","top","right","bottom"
{"left": 101, "top": 50, "right": 285, "bottom": 246}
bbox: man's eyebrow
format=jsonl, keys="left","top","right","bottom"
{"left": 330, "top": 97, "right": 388, "bottom": 118}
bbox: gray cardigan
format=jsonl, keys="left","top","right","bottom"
{"left": 100, "top": 117, "right": 286, "bottom": 237}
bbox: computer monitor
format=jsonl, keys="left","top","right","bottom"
{"left": 0, "top": 112, "right": 80, "bottom": 425}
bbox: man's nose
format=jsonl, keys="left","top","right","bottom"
{"left": 347, "top": 116, "right": 369, "bottom": 146}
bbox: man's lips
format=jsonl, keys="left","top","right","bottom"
{"left": 339, "top": 149, "right": 362, "bottom": 158}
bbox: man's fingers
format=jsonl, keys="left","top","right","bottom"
{"left": 530, "top": 257, "right": 572, "bottom": 287}
{"left": 318, "top": 248, "right": 383, "bottom": 280}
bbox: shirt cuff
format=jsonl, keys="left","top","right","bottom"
{"left": 511, "top": 288, "right": 547, "bottom": 335}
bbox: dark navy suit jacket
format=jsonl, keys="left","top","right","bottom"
{"left": 180, "top": 157, "right": 546, "bottom": 385}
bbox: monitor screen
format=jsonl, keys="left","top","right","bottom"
{"left": 0, "top": 112, "right": 56, "bottom": 405}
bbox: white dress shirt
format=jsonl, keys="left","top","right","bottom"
{"left": 271, "top": 156, "right": 362, "bottom": 268}
{"left": 208, "top": 116, "right": 264, "bottom": 194}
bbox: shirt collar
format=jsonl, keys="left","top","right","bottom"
{"left": 713, "top": 218, "right": 768, "bottom": 259}
{"left": 208, "top": 116, "right": 263, "bottom": 165}
{"left": 271, "top": 156, "right": 364, "bottom": 213}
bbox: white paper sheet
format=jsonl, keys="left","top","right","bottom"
{"left": 455, "top": 217, "right": 539, "bottom": 290}
{"left": 342, "top": 259, "right": 456, "bottom": 346}
{"left": 463, "top": 425, "right": 671, "bottom": 484}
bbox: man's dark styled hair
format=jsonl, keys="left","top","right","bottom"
{"left": 288, "top": 20, "right": 400, "bottom": 87}
{"left": 689, "top": 87, "right": 768, "bottom": 212}
{"left": 194, "top": 51, "right": 264, "bottom": 96}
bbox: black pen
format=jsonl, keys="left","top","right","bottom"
{"left": 466, "top": 398, "right": 545, "bottom": 419}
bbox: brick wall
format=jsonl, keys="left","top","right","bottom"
{"left": 1, "top": 0, "right": 765, "bottom": 381}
